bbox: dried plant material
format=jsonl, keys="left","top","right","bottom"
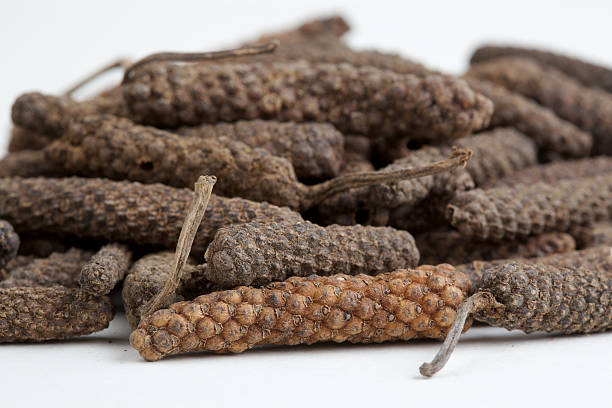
{"left": 388, "top": 195, "right": 450, "bottom": 233}
{"left": 0, "top": 286, "right": 113, "bottom": 343}
{"left": 470, "top": 45, "right": 612, "bottom": 93}
{"left": 8, "top": 126, "right": 53, "bottom": 152}
{"left": 447, "top": 175, "right": 612, "bottom": 241}
{"left": 448, "top": 128, "right": 537, "bottom": 186}
{"left": 0, "top": 256, "right": 34, "bottom": 281}
{"left": 0, "top": 177, "right": 300, "bottom": 257}
{"left": 572, "top": 223, "right": 612, "bottom": 249}
{"left": 0, "top": 220, "right": 19, "bottom": 269}
{"left": 79, "top": 243, "right": 132, "bottom": 296}
{"left": 177, "top": 120, "right": 344, "bottom": 180}
{"left": 246, "top": 15, "right": 350, "bottom": 46}
{"left": 421, "top": 261, "right": 612, "bottom": 376}
{"left": 18, "top": 236, "right": 69, "bottom": 258}
{"left": 0, "top": 150, "right": 66, "bottom": 178}
{"left": 417, "top": 230, "right": 575, "bottom": 266}
{"left": 203, "top": 220, "right": 420, "bottom": 289}
{"left": 484, "top": 156, "right": 612, "bottom": 188}
{"left": 122, "top": 60, "right": 493, "bottom": 143}
{"left": 467, "top": 57, "right": 612, "bottom": 155}
{"left": 122, "top": 252, "right": 214, "bottom": 329}
{"left": 63, "top": 58, "right": 131, "bottom": 97}
{"left": 130, "top": 265, "right": 472, "bottom": 361}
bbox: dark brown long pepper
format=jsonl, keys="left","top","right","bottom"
{"left": 0, "top": 177, "right": 301, "bottom": 257}
{"left": 8, "top": 126, "right": 53, "bottom": 152}
{"left": 0, "top": 150, "right": 66, "bottom": 178}
{"left": 122, "top": 60, "right": 493, "bottom": 142}
{"left": 0, "top": 220, "right": 20, "bottom": 269}
{"left": 467, "top": 57, "right": 612, "bottom": 155}
{"left": 447, "top": 175, "right": 612, "bottom": 241}
{"left": 130, "top": 265, "right": 472, "bottom": 361}
{"left": 572, "top": 223, "right": 612, "bottom": 249}
{"left": 79, "top": 243, "right": 132, "bottom": 296}
{"left": 464, "top": 78, "right": 592, "bottom": 158}
{"left": 470, "top": 44, "right": 612, "bottom": 93}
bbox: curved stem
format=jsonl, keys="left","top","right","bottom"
{"left": 64, "top": 58, "right": 131, "bottom": 97}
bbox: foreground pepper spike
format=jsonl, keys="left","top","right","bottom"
{"left": 572, "top": 223, "right": 612, "bottom": 249}
{"left": 0, "top": 177, "right": 300, "bottom": 257}
{"left": 417, "top": 231, "right": 575, "bottom": 266}
{"left": 467, "top": 57, "right": 612, "bottom": 155}
{"left": 177, "top": 120, "right": 344, "bottom": 180}
{"left": 420, "top": 262, "right": 612, "bottom": 377}
{"left": 130, "top": 265, "right": 472, "bottom": 361}
{"left": 447, "top": 175, "right": 612, "bottom": 241}
{"left": 464, "top": 78, "right": 592, "bottom": 158}
{"left": 0, "top": 220, "right": 20, "bottom": 269}
{"left": 0, "top": 150, "right": 66, "bottom": 178}
{"left": 0, "top": 286, "right": 113, "bottom": 343}
{"left": 484, "top": 156, "right": 612, "bottom": 188}
{"left": 122, "top": 60, "right": 493, "bottom": 142}
{"left": 8, "top": 126, "right": 53, "bottom": 152}
{"left": 470, "top": 44, "right": 612, "bottom": 93}
{"left": 79, "top": 243, "right": 132, "bottom": 296}
{"left": 204, "top": 220, "right": 419, "bottom": 289}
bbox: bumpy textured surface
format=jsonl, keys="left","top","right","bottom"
{"left": 447, "top": 175, "right": 612, "bottom": 241}
{"left": 417, "top": 230, "right": 575, "bottom": 266}
{"left": 8, "top": 126, "right": 53, "bottom": 152}
{"left": 123, "top": 61, "right": 493, "bottom": 142}
{"left": 204, "top": 220, "right": 419, "bottom": 288}
{"left": 0, "top": 177, "right": 301, "bottom": 257}
{"left": 0, "top": 220, "right": 20, "bottom": 269}
{"left": 572, "top": 223, "right": 612, "bottom": 249}
{"left": 0, "top": 248, "right": 92, "bottom": 288}
{"left": 465, "top": 78, "right": 592, "bottom": 158}
{"left": 468, "top": 57, "right": 612, "bottom": 155}
{"left": 17, "top": 236, "right": 69, "bottom": 258}
{"left": 122, "top": 252, "right": 215, "bottom": 329}
{"left": 447, "top": 128, "right": 537, "bottom": 186}
{"left": 130, "top": 265, "right": 472, "bottom": 360}
{"left": 0, "top": 256, "right": 34, "bottom": 281}
{"left": 485, "top": 157, "right": 612, "bottom": 188}
{"left": 177, "top": 120, "right": 344, "bottom": 180}
{"left": 470, "top": 45, "right": 612, "bottom": 93}
{"left": 0, "top": 286, "right": 113, "bottom": 343}
{"left": 79, "top": 243, "right": 132, "bottom": 296}
{"left": 474, "top": 262, "right": 612, "bottom": 334}
{"left": 0, "top": 150, "right": 66, "bottom": 178}
{"left": 46, "top": 115, "right": 305, "bottom": 209}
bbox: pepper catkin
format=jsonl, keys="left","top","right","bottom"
{"left": 203, "top": 220, "right": 419, "bottom": 289}
{"left": 0, "top": 150, "right": 66, "bottom": 178}
{"left": 79, "top": 243, "right": 132, "bottom": 296}
{"left": 0, "top": 220, "right": 20, "bottom": 269}
{"left": 8, "top": 126, "right": 54, "bottom": 152}
{"left": 447, "top": 175, "right": 612, "bottom": 241}
{"left": 130, "top": 264, "right": 472, "bottom": 361}
{"left": 572, "top": 223, "right": 612, "bottom": 249}
{"left": 122, "top": 60, "right": 493, "bottom": 142}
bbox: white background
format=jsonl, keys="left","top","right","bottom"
{"left": 1, "top": 1, "right": 611, "bottom": 406}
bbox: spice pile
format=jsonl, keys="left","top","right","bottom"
{"left": 1, "top": 15, "right": 611, "bottom": 376}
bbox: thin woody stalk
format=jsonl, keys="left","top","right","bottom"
{"left": 64, "top": 58, "right": 131, "bottom": 97}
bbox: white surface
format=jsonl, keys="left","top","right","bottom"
{"left": 1, "top": 1, "right": 612, "bottom": 406}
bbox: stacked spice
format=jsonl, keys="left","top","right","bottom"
{"left": 1, "top": 15, "right": 611, "bottom": 375}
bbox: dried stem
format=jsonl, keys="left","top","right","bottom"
{"left": 419, "top": 292, "right": 497, "bottom": 377}
{"left": 303, "top": 147, "right": 472, "bottom": 209}
{"left": 140, "top": 175, "right": 216, "bottom": 317}
{"left": 64, "top": 58, "right": 132, "bottom": 97}
{"left": 123, "top": 42, "right": 278, "bottom": 83}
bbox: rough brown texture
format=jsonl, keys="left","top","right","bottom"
{"left": 17, "top": 236, "right": 69, "bottom": 258}
{"left": 0, "top": 256, "right": 34, "bottom": 281}
{"left": 130, "top": 265, "right": 472, "bottom": 360}
{"left": 447, "top": 175, "right": 612, "bottom": 241}
{"left": 0, "top": 150, "right": 66, "bottom": 178}
{"left": 0, "top": 177, "right": 301, "bottom": 257}
{"left": 448, "top": 128, "right": 537, "bottom": 186}
{"left": 470, "top": 45, "right": 612, "bottom": 93}
{"left": 79, "top": 243, "right": 132, "bottom": 296}
{"left": 177, "top": 120, "right": 344, "bottom": 180}
{"left": 204, "top": 220, "right": 419, "bottom": 289}
{"left": 122, "top": 252, "right": 214, "bottom": 329}
{"left": 0, "top": 286, "right": 113, "bottom": 343}
{"left": 8, "top": 126, "right": 53, "bottom": 152}
{"left": 464, "top": 78, "right": 592, "bottom": 158}
{"left": 0, "top": 220, "right": 20, "bottom": 269}
{"left": 122, "top": 61, "right": 493, "bottom": 143}
{"left": 572, "top": 223, "right": 612, "bottom": 249}
{"left": 485, "top": 157, "right": 612, "bottom": 188}
{"left": 417, "top": 230, "right": 575, "bottom": 266}
{"left": 247, "top": 15, "right": 350, "bottom": 46}
{"left": 467, "top": 57, "right": 612, "bottom": 155}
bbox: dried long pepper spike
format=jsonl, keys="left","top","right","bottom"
{"left": 130, "top": 265, "right": 472, "bottom": 361}
{"left": 447, "top": 128, "right": 537, "bottom": 186}
{"left": 0, "top": 220, "right": 20, "bottom": 269}
{"left": 246, "top": 15, "right": 350, "bottom": 46}
{"left": 0, "top": 177, "right": 300, "bottom": 257}
{"left": 18, "top": 235, "right": 69, "bottom": 258}
{"left": 0, "top": 150, "right": 66, "bottom": 178}
{"left": 470, "top": 45, "right": 612, "bottom": 93}
{"left": 467, "top": 57, "right": 612, "bottom": 155}
{"left": 0, "top": 286, "right": 113, "bottom": 343}
{"left": 203, "top": 220, "right": 420, "bottom": 289}
{"left": 417, "top": 230, "right": 575, "bottom": 266}
{"left": 141, "top": 176, "right": 216, "bottom": 317}
{"left": 484, "top": 156, "right": 612, "bottom": 188}
{"left": 0, "top": 256, "right": 34, "bottom": 281}
{"left": 447, "top": 175, "right": 612, "bottom": 241}
{"left": 420, "top": 261, "right": 612, "bottom": 376}
{"left": 8, "top": 126, "right": 53, "bottom": 152}
{"left": 122, "top": 60, "right": 493, "bottom": 142}
{"left": 122, "top": 252, "right": 215, "bottom": 329}
{"left": 572, "top": 223, "right": 612, "bottom": 249}
{"left": 79, "top": 243, "right": 132, "bottom": 296}
{"left": 464, "top": 78, "right": 592, "bottom": 158}
{"left": 177, "top": 120, "right": 344, "bottom": 180}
